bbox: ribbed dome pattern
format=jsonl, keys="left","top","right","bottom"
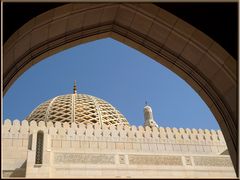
{"left": 26, "top": 94, "right": 129, "bottom": 126}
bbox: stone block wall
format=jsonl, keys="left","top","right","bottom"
{"left": 2, "top": 119, "right": 235, "bottom": 178}
{"left": 2, "top": 119, "right": 29, "bottom": 177}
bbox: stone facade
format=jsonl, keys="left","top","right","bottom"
{"left": 3, "top": 3, "right": 237, "bottom": 174}
{"left": 2, "top": 119, "right": 236, "bottom": 178}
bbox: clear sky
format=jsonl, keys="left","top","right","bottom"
{"left": 3, "top": 38, "right": 220, "bottom": 130}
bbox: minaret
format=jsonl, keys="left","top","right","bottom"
{"left": 144, "top": 102, "right": 159, "bottom": 128}
{"left": 73, "top": 80, "right": 77, "bottom": 94}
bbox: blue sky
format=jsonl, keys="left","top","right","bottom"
{"left": 3, "top": 38, "right": 220, "bottom": 130}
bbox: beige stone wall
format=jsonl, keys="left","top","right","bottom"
{"left": 50, "top": 153, "right": 234, "bottom": 178}
{"left": 2, "top": 120, "right": 28, "bottom": 177}
{"left": 2, "top": 119, "right": 236, "bottom": 178}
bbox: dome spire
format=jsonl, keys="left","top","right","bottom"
{"left": 73, "top": 80, "right": 77, "bottom": 94}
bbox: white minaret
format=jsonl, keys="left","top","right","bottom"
{"left": 144, "top": 102, "right": 159, "bottom": 128}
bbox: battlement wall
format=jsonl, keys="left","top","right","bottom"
{"left": 2, "top": 119, "right": 233, "bottom": 178}
{"left": 3, "top": 119, "right": 226, "bottom": 146}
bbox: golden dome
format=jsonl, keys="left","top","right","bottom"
{"left": 26, "top": 94, "right": 129, "bottom": 126}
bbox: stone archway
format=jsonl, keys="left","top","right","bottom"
{"left": 3, "top": 3, "right": 238, "bottom": 174}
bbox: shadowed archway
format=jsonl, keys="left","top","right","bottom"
{"left": 3, "top": 3, "right": 238, "bottom": 175}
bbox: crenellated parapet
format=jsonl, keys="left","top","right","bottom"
{"left": 3, "top": 119, "right": 226, "bottom": 146}
{"left": 3, "top": 119, "right": 233, "bottom": 178}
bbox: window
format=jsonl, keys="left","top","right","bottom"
{"left": 35, "top": 131, "right": 44, "bottom": 164}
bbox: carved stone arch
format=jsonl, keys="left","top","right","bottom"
{"left": 3, "top": 3, "right": 237, "bottom": 174}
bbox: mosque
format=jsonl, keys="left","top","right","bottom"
{"left": 2, "top": 82, "right": 236, "bottom": 178}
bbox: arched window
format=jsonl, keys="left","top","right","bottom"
{"left": 35, "top": 131, "right": 44, "bottom": 164}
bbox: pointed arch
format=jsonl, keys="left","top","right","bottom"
{"left": 3, "top": 3, "right": 237, "bottom": 174}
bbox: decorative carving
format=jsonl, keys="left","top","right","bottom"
{"left": 185, "top": 156, "right": 192, "bottom": 166}
{"left": 119, "top": 154, "right": 125, "bottom": 164}
{"left": 194, "top": 156, "right": 232, "bottom": 167}
{"left": 128, "top": 155, "right": 183, "bottom": 166}
{"left": 54, "top": 153, "right": 115, "bottom": 164}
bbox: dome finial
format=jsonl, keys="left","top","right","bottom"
{"left": 73, "top": 80, "right": 77, "bottom": 94}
